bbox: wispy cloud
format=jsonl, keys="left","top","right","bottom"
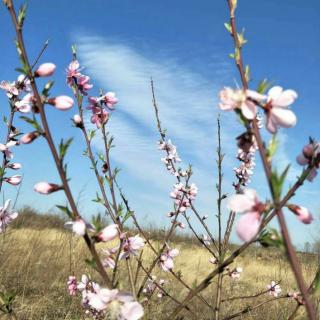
{"left": 76, "top": 35, "right": 319, "bottom": 245}
{"left": 76, "top": 35, "right": 241, "bottom": 216}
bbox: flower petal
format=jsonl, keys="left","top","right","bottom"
{"left": 236, "top": 212, "right": 261, "bottom": 242}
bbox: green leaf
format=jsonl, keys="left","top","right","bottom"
{"left": 56, "top": 205, "right": 73, "bottom": 218}
{"left": 266, "top": 135, "right": 279, "bottom": 161}
{"left": 257, "top": 79, "right": 272, "bottom": 94}
{"left": 85, "top": 258, "right": 97, "bottom": 270}
{"left": 91, "top": 213, "right": 104, "bottom": 232}
{"left": 244, "top": 65, "right": 250, "bottom": 82}
{"left": 20, "top": 115, "right": 42, "bottom": 131}
{"left": 122, "top": 210, "right": 133, "bottom": 224}
{"left": 258, "top": 228, "right": 284, "bottom": 248}
{"left": 224, "top": 22, "right": 232, "bottom": 34}
{"left": 271, "top": 165, "right": 290, "bottom": 200}
{"left": 18, "top": 3, "right": 28, "bottom": 27}
{"left": 229, "top": 53, "right": 235, "bottom": 59}
{"left": 59, "top": 137, "right": 73, "bottom": 162}
{"left": 42, "top": 81, "right": 54, "bottom": 97}
{"left": 312, "top": 269, "right": 320, "bottom": 297}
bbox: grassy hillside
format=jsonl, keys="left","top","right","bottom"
{"left": 0, "top": 209, "right": 318, "bottom": 319}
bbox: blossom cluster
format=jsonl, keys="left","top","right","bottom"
{"left": 266, "top": 281, "right": 282, "bottom": 297}
{"left": 170, "top": 182, "right": 198, "bottom": 213}
{"left": 296, "top": 141, "right": 320, "bottom": 182}
{"left": 159, "top": 245, "right": 179, "bottom": 272}
{"left": 158, "top": 139, "right": 182, "bottom": 175}
{"left": 233, "top": 133, "right": 258, "bottom": 190}
{"left": 67, "top": 274, "right": 143, "bottom": 320}
{"left": 142, "top": 276, "right": 165, "bottom": 299}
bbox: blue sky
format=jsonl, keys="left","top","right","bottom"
{"left": 0, "top": 0, "right": 319, "bottom": 247}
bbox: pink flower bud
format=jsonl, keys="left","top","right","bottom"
{"left": 20, "top": 131, "right": 40, "bottom": 144}
{"left": 96, "top": 224, "right": 119, "bottom": 242}
{"left": 34, "top": 182, "right": 62, "bottom": 194}
{"left": 48, "top": 96, "right": 74, "bottom": 110}
{"left": 73, "top": 114, "right": 83, "bottom": 126}
{"left": 35, "top": 63, "right": 56, "bottom": 77}
{"left": 5, "top": 175, "right": 22, "bottom": 185}
{"left": 8, "top": 162, "right": 22, "bottom": 170}
{"left": 288, "top": 205, "right": 313, "bottom": 224}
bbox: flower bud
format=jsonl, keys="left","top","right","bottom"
{"left": 20, "top": 131, "right": 40, "bottom": 144}
{"left": 288, "top": 205, "right": 313, "bottom": 224}
{"left": 34, "top": 182, "right": 62, "bottom": 194}
{"left": 8, "top": 162, "right": 22, "bottom": 170}
{"left": 48, "top": 96, "right": 74, "bottom": 110}
{"left": 35, "top": 63, "right": 56, "bottom": 77}
{"left": 5, "top": 175, "right": 22, "bottom": 185}
{"left": 73, "top": 114, "right": 83, "bottom": 127}
{"left": 96, "top": 224, "right": 119, "bottom": 242}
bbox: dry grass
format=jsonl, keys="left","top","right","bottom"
{"left": 0, "top": 210, "right": 318, "bottom": 319}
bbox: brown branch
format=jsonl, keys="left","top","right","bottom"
{"left": 4, "top": 0, "right": 112, "bottom": 287}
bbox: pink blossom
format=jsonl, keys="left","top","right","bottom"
{"left": 48, "top": 96, "right": 74, "bottom": 110}
{"left": 77, "top": 75, "right": 93, "bottom": 95}
{"left": 202, "top": 234, "right": 211, "bottom": 247}
{"left": 90, "top": 108, "right": 109, "bottom": 128}
{"left": 102, "top": 248, "right": 116, "bottom": 269}
{"left": 4, "top": 175, "right": 22, "bottom": 186}
{"left": 65, "top": 219, "right": 87, "bottom": 236}
{"left": 96, "top": 224, "right": 119, "bottom": 242}
{"left": 15, "top": 93, "right": 32, "bottom": 113}
{"left": 267, "top": 281, "right": 281, "bottom": 297}
{"left": 35, "top": 63, "right": 56, "bottom": 77}
{"left": 209, "top": 257, "right": 217, "bottom": 265}
{"left": 0, "top": 140, "right": 17, "bottom": 159}
{"left": 0, "top": 81, "right": 19, "bottom": 98}
{"left": 229, "top": 267, "right": 243, "bottom": 279}
{"left": 87, "top": 286, "right": 144, "bottom": 319}
{"left": 66, "top": 60, "right": 81, "bottom": 86}
{"left": 219, "top": 87, "right": 265, "bottom": 120}
{"left": 119, "top": 234, "right": 145, "bottom": 260}
{"left": 34, "top": 182, "right": 61, "bottom": 194}
{"left": 101, "top": 92, "right": 118, "bottom": 110}
{"left": 265, "top": 86, "right": 297, "bottom": 133}
{"left": 16, "top": 74, "right": 32, "bottom": 92}
{"left": 0, "top": 199, "right": 18, "bottom": 233}
{"left": 288, "top": 205, "right": 313, "bottom": 224}
{"left": 159, "top": 247, "right": 179, "bottom": 271}
{"left": 228, "top": 189, "right": 265, "bottom": 242}
{"left": 67, "top": 276, "right": 77, "bottom": 296}
{"left": 77, "top": 274, "right": 89, "bottom": 292}
{"left": 20, "top": 131, "right": 40, "bottom": 144}
{"left": 296, "top": 142, "right": 320, "bottom": 181}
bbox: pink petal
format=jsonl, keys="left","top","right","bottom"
{"left": 271, "top": 108, "right": 297, "bottom": 128}
{"left": 296, "top": 154, "right": 309, "bottom": 166}
{"left": 236, "top": 212, "right": 261, "bottom": 242}
{"left": 267, "top": 86, "right": 283, "bottom": 101}
{"left": 241, "top": 101, "right": 257, "bottom": 120}
{"left": 246, "top": 90, "right": 266, "bottom": 102}
{"left": 228, "top": 193, "right": 255, "bottom": 213}
{"left": 274, "top": 89, "right": 298, "bottom": 107}
{"left": 266, "top": 116, "right": 277, "bottom": 134}
{"left": 121, "top": 301, "right": 144, "bottom": 320}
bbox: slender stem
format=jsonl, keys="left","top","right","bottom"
{"left": 214, "top": 273, "right": 223, "bottom": 320}
{"left": 222, "top": 296, "right": 289, "bottom": 320}
{"left": 0, "top": 108, "right": 15, "bottom": 192}
{"left": 126, "top": 257, "right": 137, "bottom": 299}
{"left": 5, "top": 0, "right": 112, "bottom": 287}
{"left": 226, "top": 0, "right": 316, "bottom": 318}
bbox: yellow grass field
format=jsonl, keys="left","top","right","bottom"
{"left": 0, "top": 211, "right": 318, "bottom": 319}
